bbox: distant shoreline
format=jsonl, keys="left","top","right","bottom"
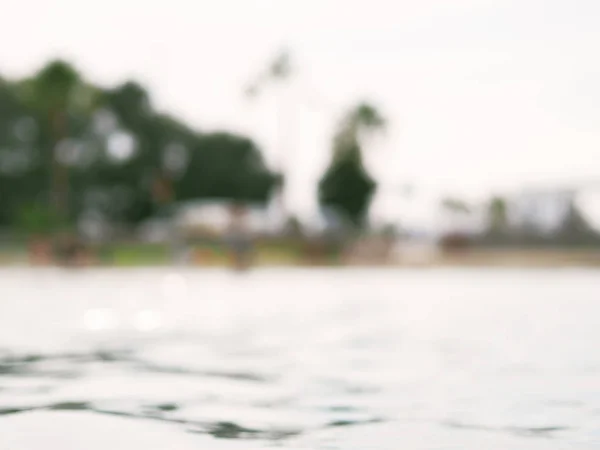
{"left": 2, "top": 248, "right": 600, "bottom": 268}
{"left": 390, "top": 248, "right": 600, "bottom": 268}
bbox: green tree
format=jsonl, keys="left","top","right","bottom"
{"left": 0, "top": 61, "right": 280, "bottom": 233}
{"left": 553, "top": 198, "right": 599, "bottom": 246}
{"left": 318, "top": 102, "right": 386, "bottom": 226}
{"left": 487, "top": 196, "right": 508, "bottom": 234}
{"left": 17, "top": 60, "right": 100, "bottom": 225}
{"left": 21, "top": 61, "right": 80, "bottom": 217}
{"left": 0, "top": 79, "right": 40, "bottom": 225}
{"left": 175, "top": 132, "right": 278, "bottom": 203}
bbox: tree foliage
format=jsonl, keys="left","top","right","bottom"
{"left": 0, "top": 60, "right": 279, "bottom": 232}
{"left": 318, "top": 102, "right": 386, "bottom": 226}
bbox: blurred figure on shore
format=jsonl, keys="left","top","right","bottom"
{"left": 28, "top": 236, "right": 53, "bottom": 266}
{"left": 225, "top": 203, "right": 254, "bottom": 271}
{"left": 53, "top": 233, "right": 95, "bottom": 268}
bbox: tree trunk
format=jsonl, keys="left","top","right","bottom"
{"left": 50, "top": 109, "right": 69, "bottom": 221}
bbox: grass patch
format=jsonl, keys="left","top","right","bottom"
{"left": 103, "top": 244, "right": 170, "bottom": 266}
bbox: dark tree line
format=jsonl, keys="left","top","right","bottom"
{"left": 476, "top": 196, "right": 600, "bottom": 248}
{"left": 0, "top": 61, "right": 279, "bottom": 234}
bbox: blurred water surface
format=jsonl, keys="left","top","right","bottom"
{"left": 1, "top": 268, "right": 599, "bottom": 449}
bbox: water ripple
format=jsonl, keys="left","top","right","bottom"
{"left": 1, "top": 268, "right": 600, "bottom": 449}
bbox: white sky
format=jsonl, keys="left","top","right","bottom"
{"left": 1, "top": 0, "right": 600, "bottom": 228}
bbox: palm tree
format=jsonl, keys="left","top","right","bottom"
{"left": 244, "top": 50, "right": 294, "bottom": 216}
{"left": 487, "top": 196, "right": 508, "bottom": 234}
{"left": 244, "top": 50, "right": 292, "bottom": 99}
{"left": 332, "top": 102, "right": 386, "bottom": 161}
{"left": 319, "top": 102, "right": 387, "bottom": 226}
{"left": 20, "top": 60, "right": 85, "bottom": 223}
